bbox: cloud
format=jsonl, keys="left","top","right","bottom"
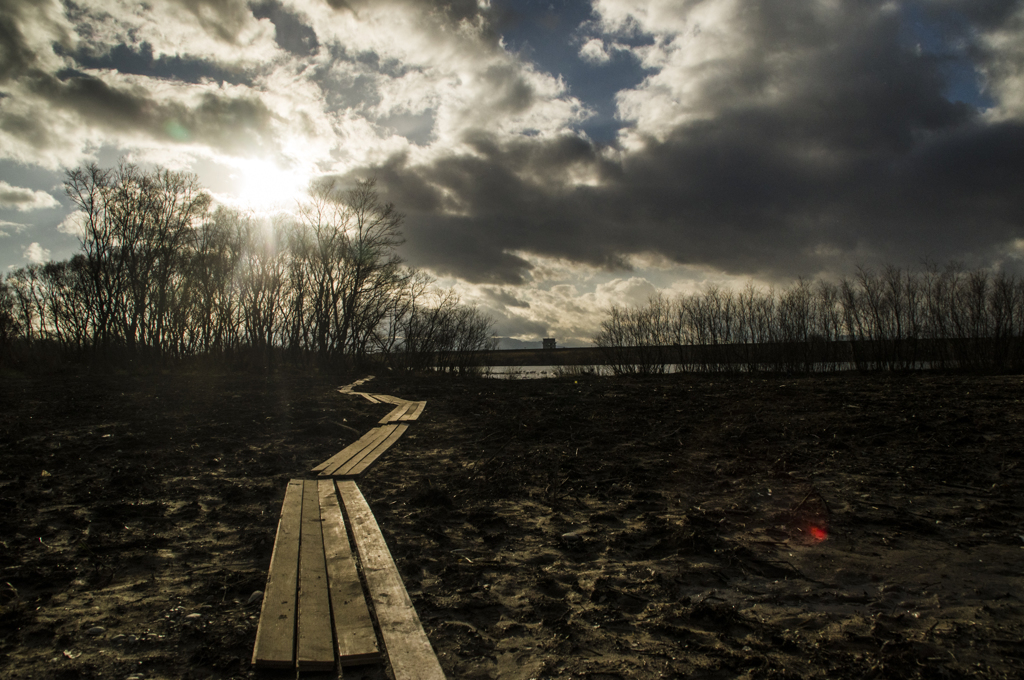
{"left": 463, "top": 269, "right": 664, "bottom": 344}
{"left": 579, "top": 38, "right": 611, "bottom": 65}
{"left": 57, "top": 210, "right": 86, "bottom": 237}
{"left": 0, "top": 180, "right": 59, "bottom": 211}
{"left": 0, "top": 220, "right": 28, "bottom": 236}
{"left": 66, "top": 0, "right": 278, "bottom": 65}
{"left": 350, "top": 0, "right": 1024, "bottom": 289}
{"left": 1, "top": 0, "right": 1023, "bottom": 340}
{"left": 0, "top": 0, "right": 75, "bottom": 85}
{"left": 22, "top": 241, "right": 50, "bottom": 264}
{"left": 973, "top": 2, "right": 1024, "bottom": 121}
{"left": 0, "top": 0, "right": 589, "bottom": 180}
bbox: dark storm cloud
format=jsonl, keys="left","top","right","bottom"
{"left": 367, "top": 133, "right": 630, "bottom": 283}
{"left": 482, "top": 287, "right": 532, "bottom": 308}
{"left": 381, "top": 112, "right": 1023, "bottom": 284}
{"left": 7, "top": 67, "right": 279, "bottom": 155}
{"left": 0, "top": 180, "right": 57, "bottom": 210}
{"left": 0, "top": 109, "right": 50, "bottom": 148}
{"left": 483, "top": 64, "right": 535, "bottom": 114}
{"left": 0, "top": 0, "right": 73, "bottom": 84}
{"left": 0, "top": 2, "right": 34, "bottom": 83}
{"left": 362, "top": 1, "right": 1024, "bottom": 283}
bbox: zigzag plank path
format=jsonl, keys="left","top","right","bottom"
{"left": 252, "top": 376, "right": 441, "bottom": 676}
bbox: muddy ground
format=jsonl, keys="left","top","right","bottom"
{"left": 1, "top": 369, "right": 1022, "bottom": 680}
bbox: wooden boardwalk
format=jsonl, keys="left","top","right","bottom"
{"left": 252, "top": 377, "right": 443, "bottom": 675}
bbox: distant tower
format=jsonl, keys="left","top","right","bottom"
{"left": 542, "top": 338, "right": 556, "bottom": 350}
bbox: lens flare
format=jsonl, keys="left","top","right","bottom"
{"left": 164, "top": 119, "right": 189, "bottom": 141}
{"left": 808, "top": 525, "right": 828, "bottom": 542}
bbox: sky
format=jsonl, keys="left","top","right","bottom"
{"left": 1, "top": 0, "right": 1023, "bottom": 347}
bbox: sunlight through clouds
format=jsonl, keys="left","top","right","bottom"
{"left": 2, "top": 0, "right": 1023, "bottom": 344}
{"left": 229, "top": 158, "right": 310, "bottom": 211}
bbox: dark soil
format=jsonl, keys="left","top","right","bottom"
{"left": 1, "top": 369, "right": 1022, "bottom": 679}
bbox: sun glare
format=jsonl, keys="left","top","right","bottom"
{"left": 233, "top": 159, "right": 307, "bottom": 211}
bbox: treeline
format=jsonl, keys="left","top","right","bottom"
{"left": 0, "top": 162, "right": 495, "bottom": 371}
{"left": 596, "top": 265, "right": 1024, "bottom": 374}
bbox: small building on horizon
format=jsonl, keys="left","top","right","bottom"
{"left": 542, "top": 338, "right": 556, "bottom": 350}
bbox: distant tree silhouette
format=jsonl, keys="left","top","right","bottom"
{"left": 596, "top": 264, "right": 1024, "bottom": 374}
{"left": 3, "top": 161, "right": 495, "bottom": 371}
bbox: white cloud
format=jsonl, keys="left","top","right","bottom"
{"left": 579, "top": 38, "right": 611, "bottom": 65}
{"left": 978, "top": 3, "right": 1024, "bottom": 121}
{"left": 69, "top": 0, "right": 280, "bottom": 67}
{"left": 592, "top": 0, "right": 755, "bottom": 140}
{"left": 456, "top": 249, "right": 668, "bottom": 343}
{"left": 0, "top": 181, "right": 59, "bottom": 211}
{"left": 0, "top": 220, "right": 29, "bottom": 237}
{"left": 23, "top": 242, "right": 51, "bottom": 264}
{"left": 293, "top": 0, "right": 589, "bottom": 151}
{"left": 57, "top": 211, "right": 87, "bottom": 237}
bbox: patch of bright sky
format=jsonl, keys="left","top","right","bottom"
{"left": 0, "top": 159, "right": 72, "bottom": 270}
{"left": 490, "top": 0, "right": 652, "bottom": 144}
{"left": 436, "top": 250, "right": 784, "bottom": 347}
{"left": 899, "top": 2, "right": 993, "bottom": 109}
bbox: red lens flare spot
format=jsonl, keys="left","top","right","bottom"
{"left": 808, "top": 525, "right": 828, "bottom": 542}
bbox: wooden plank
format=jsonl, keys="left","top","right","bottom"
{"left": 313, "top": 426, "right": 394, "bottom": 474}
{"left": 252, "top": 480, "right": 303, "bottom": 669}
{"left": 372, "top": 394, "right": 407, "bottom": 406}
{"left": 356, "top": 392, "right": 380, "bottom": 404}
{"left": 379, "top": 401, "right": 415, "bottom": 424}
{"left": 399, "top": 401, "right": 427, "bottom": 421}
{"left": 319, "top": 425, "right": 399, "bottom": 477}
{"left": 337, "top": 481, "right": 446, "bottom": 680}
{"left": 318, "top": 480, "right": 382, "bottom": 666}
{"left": 338, "top": 424, "right": 408, "bottom": 478}
{"left": 296, "top": 480, "right": 335, "bottom": 671}
{"left": 339, "top": 376, "right": 374, "bottom": 392}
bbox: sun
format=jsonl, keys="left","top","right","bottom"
{"left": 232, "top": 158, "right": 308, "bottom": 211}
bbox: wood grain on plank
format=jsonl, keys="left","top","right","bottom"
{"left": 252, "top": 479, "right": 303, "bottom": 669}
{"left": 318, "top": 425, "right": 399, "bottom": 477}
{"left": 296, "top": 480, "right": 335, "bottom": 671}
{"left": 317, "top": 480, "right": 382, "bottom": 666}
{"left": 399, "top": 401, "right": 427, "bottom": 421}
{"left": 379, "top": 401, "right": 416, "bottom": 424}
{"left": 340, "top": 424, "right": 408, "bottom": 478}
{"left": 371, "top": 394, "right": 406, "bottom": 406}
{"left": 313, "top": 426, "right": 395, "bottom": 474}
{"left": 337, "top": 481, "right": 446, "bottom": 680}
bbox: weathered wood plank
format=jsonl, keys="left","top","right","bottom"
{"left": 399, "top": 401, "right": 427, "bottom": 421}
{"left": 313, "top": 426, "right": 395, "bottom": 474}
{"left": 296, "top": 480, "right": 335, "bottom": 671}
{"left": 340, "top": 424, "right": 409, "bottom": 478}
{"left": 318, "top": 480, "right": 382, "bottom": 666}
{"left": 337, "top": 481, "right": 446, "bottom": 680}
{"left": 357, "top": 392, "right": 381, "bottom": 404}
{"left": 379, "top": 401, "right": 416, "bottom": 424}
{"left": 338, "top": 376, "right": 375, "bottom": 393}
{"left": 372, "top": 394, "right": 407, "bottom": 406}
{"left": 319, "top": 425, "right": 399, "bottom": 477}
{"left": 252, "top": 479, "right": 303, "bottom": 669}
